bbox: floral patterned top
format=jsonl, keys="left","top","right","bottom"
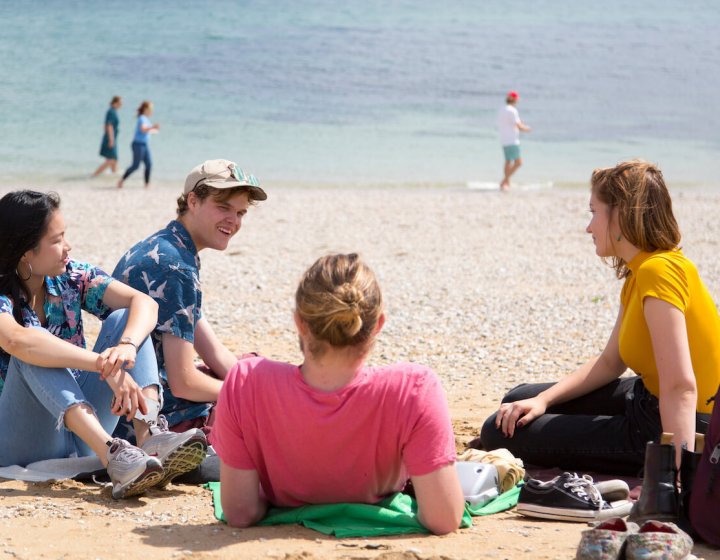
{"left": 0, "top": 260, "right": 113, "bottom": 394}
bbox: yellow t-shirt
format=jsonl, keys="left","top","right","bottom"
{"left": 619, "top": 249, "right": 720, "bottom": 414}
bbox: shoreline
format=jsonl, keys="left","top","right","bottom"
{"left": 2, "top": 172, "right": 720, "bottom": 193}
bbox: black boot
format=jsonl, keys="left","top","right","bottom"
{"left": 628, "top": 440, "right": 679, "bottom": 524}
{"left": 677, "top": 437, "right": 703, "bottom": 535}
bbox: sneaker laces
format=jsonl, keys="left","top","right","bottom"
{"left": 108, "top": 438, "right": 148, "bottom": 464}
{"left": 147, "top": 415, "right": 170, "bottom": 436}
{"left": 562, "top": 472, "right": 604, "bottom": 507}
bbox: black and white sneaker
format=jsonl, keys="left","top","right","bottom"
{"left": 517, "top": 472, "right": 633, "bottom": 522}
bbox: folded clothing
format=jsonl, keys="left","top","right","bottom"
{"left": 457, "top": 447, "right": 525, "bottom": 493}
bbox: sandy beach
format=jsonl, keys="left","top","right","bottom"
{"left": 1, "top": 180, "right": 719, "bottom": 560}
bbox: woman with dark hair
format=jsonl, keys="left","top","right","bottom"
{"left": 212, "top": 253, "right": 464, "bottom": 534}
{"left": 478, "top": 160, "right": 720, "bottom": 475}
{"left": 0, "top": 190, "right": 206, "bottom": 499}
{"left": 93, "top": 95, "right": 122, "bottom": 176}
{"left": 117, "top": 100, "right": 159, "bottom": 189}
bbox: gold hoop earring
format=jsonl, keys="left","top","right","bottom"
{"left": 16, "top": 262, "right": 32, "bottom": 281}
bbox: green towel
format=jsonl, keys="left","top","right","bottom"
{"left": 205, "top": 482, "right": 520, "bottom": 537}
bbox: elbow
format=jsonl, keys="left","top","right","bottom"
{"left": 223, "top": 504, "right": 264, "bottom": 528}
{"left": 166, "top": 376, "right": 195, "bottom": 401}
{"left": 423, "top": 512, "right": 463, "bottom": 536}
{"left": 142, "top": 295, "right": 159, "bottom": 319}
{"left": 419, "top": 506, "right": 464, "bottom": 536}
{"left": 4, "top": 334, "right": 29, "bottom": 357}
{"left": 225, "top": 511, "right": 260, "bottom": 529}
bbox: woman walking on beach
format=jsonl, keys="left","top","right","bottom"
{"left": 93, "top": 95, "right": 122, "bottom": 176}
{"left": 478, "top": 160, "right": 719, "bottom": 474}
{"left": 0, "top": 190, "right": 206, "bottom": 498}
{"left": 212, "top": 253, "right": 465, "bottom": 534}
{"left": 117, "top": 100, "right": 159, "bottom": 189}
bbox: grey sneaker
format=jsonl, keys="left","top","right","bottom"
{"left": 106, "top": 438, "right": 164, "bottom": 499}
{"left": 141, "top": 415, "right": 208, "bottom": 488}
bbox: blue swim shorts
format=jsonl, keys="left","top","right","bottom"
{"left": 503, "top": 144, "right": 521, "bottom": 161}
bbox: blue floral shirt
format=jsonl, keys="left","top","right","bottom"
{"left": 112, "top": 220, "right": 211, "bottom": 426}
{"left": 0, "top": 260, "right": 113, "bottom": 395}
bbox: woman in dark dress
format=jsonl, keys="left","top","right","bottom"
{"left": 93, "top": 96, "right": 122, "bottom": 176}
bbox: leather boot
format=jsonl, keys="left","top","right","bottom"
{"left": 628, "top": 440, "right": 679, "bottom": 524}
{"left": 677, "top": 435, "right": 704, "bottom": 535}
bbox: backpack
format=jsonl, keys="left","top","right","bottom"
{"left": 689, "top": 387, "right": 720, "bottom": 545}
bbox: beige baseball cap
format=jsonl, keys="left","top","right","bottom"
{"left": 183, "top": 159, "right": 267, "bottom": 201}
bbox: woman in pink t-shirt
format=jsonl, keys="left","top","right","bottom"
{"left": 212, "top": 253, "right": 464, "bottom": 534}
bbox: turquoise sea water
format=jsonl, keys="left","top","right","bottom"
{"left": 1, "top": 1, "right": 718, "bottom": 187}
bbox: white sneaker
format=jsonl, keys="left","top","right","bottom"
{"left": 141, "top": 416, "right": 207, "bottom": 487}
{"left": 106, "top": 438, "right": 164, "bottom": 499}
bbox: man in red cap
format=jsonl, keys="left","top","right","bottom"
{"left": 497, "top": 91, "right": 531, "bottom": 191}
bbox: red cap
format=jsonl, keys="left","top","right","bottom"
{"left": 507, "top": 91, "right": 519, "bottom": 100}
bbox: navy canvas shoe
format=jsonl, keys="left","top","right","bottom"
{"left": 517, "top": 472, "right": 633, "bottom": 522}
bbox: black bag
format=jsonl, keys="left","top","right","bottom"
{"left": 689, "top": 388, "right": 720, "bottom": 545}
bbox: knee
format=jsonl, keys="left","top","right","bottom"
{"left": 478, "top": 413, "right": 503, "bottom": 450}
{"left": 7, "top": 356, "right": 29, "bottom": 377}
{"left": 500, "top": 383, "right": 532, "bottom": 404}
{"left": 102, "top": 309, "right": 129, "bottom": 331}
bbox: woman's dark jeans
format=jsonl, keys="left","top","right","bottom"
{"left": 121, "top": 141, "right": 152, "bottom": 184}
{"left": 477, "top": 377, "right": 710, "bottom": 476}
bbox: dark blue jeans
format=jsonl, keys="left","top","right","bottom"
{"left": 121, "top": 141, "right": 152, "bottom": 184}
{"left": 477, "top": 377, "right": 710, "bottom": 476}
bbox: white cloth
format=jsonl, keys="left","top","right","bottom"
{"left": 0, "top": 456, "right": 104, "bottom": 482}
{"left": 497, "top": 104, "right": 521, "bottom": 146}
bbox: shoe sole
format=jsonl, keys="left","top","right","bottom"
{"left": 517, "top": 500, "right": 633, "bottom": 522}
{"left": 156, "top": 435, "right": 208, "bottom": 488}
{"left": 111, "top": 459, "right": 165, "bottom": 499}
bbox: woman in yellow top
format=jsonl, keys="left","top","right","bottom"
{"left": 478, "top": 160, "right": 719, "bottom": 474}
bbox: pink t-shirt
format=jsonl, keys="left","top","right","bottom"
{"left": 211, "top": 357, "right": 456, "bottom": 507}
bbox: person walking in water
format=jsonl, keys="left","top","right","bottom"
{"left": 497, "top": 91, "right": 530, "bottom": 191}
{"left": 118, "top": 101, "right": 159, "bottom": 189}
{"left": 93, "top": 96, "right": 122, "bottom": 176}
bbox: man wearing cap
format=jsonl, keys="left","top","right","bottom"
{"left": 497, "top": 91, "right": 531, "bottom": 191}
{"left": 112, "top": 159, "right": 266, "bottom": 438}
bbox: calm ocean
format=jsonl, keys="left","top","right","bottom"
{"left": 1, "top": 1, "right": 718, "bottom": 187}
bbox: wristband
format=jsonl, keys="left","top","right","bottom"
{"left": 118, "top": 337, "right": 138, "bottom": 352}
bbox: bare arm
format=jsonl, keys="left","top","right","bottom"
{"left": 518, "top": 121, "right": 531, "bottom": 132}
{"left": 95, "top": 280, "right": 158, "bottom": 378}
{"left": 411, "top": 463, "right": 465, "bottom": 535}
{"left": 498, "top": 306, "right": 627, "bottom": 437}
{"left": 193, "top": 317, "right": 237, "bottom": 380}
{"left": 219, "top": 461, "right": 268, "bottom": 527}
{"left": 105, "top": 123, "right": 115, "bottom": 147}
{"left": 0, "top": 313, "right": 101, "bottom": 372}
{"left": 162, "top": 332, "right": 224, "bottom": 402}
{"left": 644, "top": 297, "right": 697, "bottom": 461}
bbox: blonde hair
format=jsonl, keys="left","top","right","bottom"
{"left": 591, "top": 159, "right": 680, "bottom": 279}
{"left": 295, "top": 253, "right": 383, "bottom": 356}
